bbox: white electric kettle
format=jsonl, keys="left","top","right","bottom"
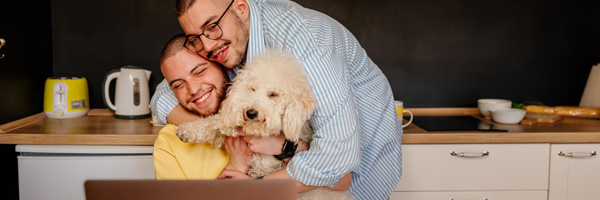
{"left": 102, "top": 66, "right": 152, "bottom": 119}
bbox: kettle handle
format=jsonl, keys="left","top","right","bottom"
{"left": 102, "top": 69, "right": 121, "bottom": 112}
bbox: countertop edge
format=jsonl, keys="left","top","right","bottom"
{"left": 402, "top": 131, "right": 600, "bottom": 144}
{"left": 0, "top": 133, "right": 158, "bottom": 145}
{"left": 4, "top": 132, "right": 600, "bottom": 145}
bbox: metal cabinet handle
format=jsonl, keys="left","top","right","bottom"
{"left": 0, "top": 38, "right": 5, "bottom": 59}
{"left": 558, "top": 151, "right": 596, "bottom": 157}
{"left": 450, "top": 151, "right": 489, "bottom": 157}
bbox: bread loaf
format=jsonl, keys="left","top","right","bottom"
{"left": 554, "top": 106, "right": 600, "bottom": 117}
{"left": 525, "top": 105, "right": 600, "bottom": 118}
{"left": 524, "top": 105, "right": 554, "bottom": 114}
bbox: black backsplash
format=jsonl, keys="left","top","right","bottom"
{"left": 50, "top": 0, "right": 600, "bottom": 109}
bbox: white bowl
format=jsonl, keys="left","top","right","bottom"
{"left": 478, "top": 99, "right": 512, "bottom": 119}
{"left": 490, "top": 108, "right": 526, "bottom": 124}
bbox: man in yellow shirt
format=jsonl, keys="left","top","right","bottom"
{"left": 152, "top": 33, "right": 251, "bottom": 180}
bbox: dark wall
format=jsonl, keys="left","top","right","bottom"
{"left": 0, "top": 0, "right": 53, "bottom": 124}
{"left": 296, "top": 0, "right": 600, "bottom": 107}
{"left": 51, "top": 0, "right": 182, "bottom": 108}
{"left": 1, "top": 0, "right": 53, "bottom": 198}
{"left": 51, "top": 0, "right": 600, "bottom": 109}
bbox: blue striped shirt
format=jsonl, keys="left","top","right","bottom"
{"left": 150, "top": 0, "right": 402, "bottom": 199}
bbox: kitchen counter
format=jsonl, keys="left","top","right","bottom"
{"left": 1, "top": 108, "right": 600, "bottom": 145}
{"left": 0, "top": 109, "right": 161, "bottom": 145}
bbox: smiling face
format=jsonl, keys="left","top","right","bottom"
{"left": 161, "top": 49, "right": 227, "bottom": 117}
{"left": 178, "top": 0, "right": 250, "bottom": 69}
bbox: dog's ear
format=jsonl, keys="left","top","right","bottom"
{"left": 219, "top": 83, "right": 245, "bottom": 129}
{"left": 282, "top": 87, "right": 316, "bottom": 143}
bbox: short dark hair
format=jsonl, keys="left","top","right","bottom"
{"left": 175, "top": 0, "right": 229, "bottom": 17}
{"left": 175, "top": 0, "right": 196, "bottom": 17}
{"left": 160, "top": 33, "right": 187, "bottom": 67}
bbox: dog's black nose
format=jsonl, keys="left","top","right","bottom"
{"left": 246, "top": 109, "right": 258, "bottom": 120}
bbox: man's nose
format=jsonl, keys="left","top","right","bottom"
{"left": 187, "top": 82, "right": 202, "bottom": 95}
{"left": 200, "top": 36, "right": 218, "bottom": 52}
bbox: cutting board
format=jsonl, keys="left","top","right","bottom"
{"left": 520, "top": 113, "right": 564, "bottom": 125}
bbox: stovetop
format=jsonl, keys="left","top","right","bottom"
{"left": 410, "top": 116, "right": 508, "bottom": 132}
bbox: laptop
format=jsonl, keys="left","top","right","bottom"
{"left": 85, "top": 179, "right": 296, "bottom": 200}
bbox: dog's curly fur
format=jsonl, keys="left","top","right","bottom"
{"left": 175, "top": 50, "right": 352, "bottom": 199}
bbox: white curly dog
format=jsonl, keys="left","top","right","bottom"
{"left": 176, "top": 50, "right": 352, "bottom": 199}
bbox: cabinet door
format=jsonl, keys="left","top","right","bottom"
{"left": 549, "top": 144, "right": 600, "bottom": 200}
{"left": 18, "top": 155, "right": 155, "bottom": 200}
{"left": 395, "top": 144, "right": 549, "bottom": 191}
{"left": 389, "top": 190, "right": 547, "bottom": 200}
{"left": 17, "top": 145, "right": 155, "bottom": 200}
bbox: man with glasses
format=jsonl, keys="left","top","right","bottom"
{"left": 151, "top": 0, "right": 402, "bottom": 199}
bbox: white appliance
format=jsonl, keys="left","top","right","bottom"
{"left": 17, "top": 145, "right": 155, "bottom": 200}
{"left": 102, "top": 66, "right": 152, "bottom": 119}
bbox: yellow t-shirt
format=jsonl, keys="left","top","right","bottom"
{"left": 152, "top": 124, "right": 229, "bottom": 180}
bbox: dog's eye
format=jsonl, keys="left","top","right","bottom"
{"left": 268, "top": 92, "right": 279, "bottom": 98}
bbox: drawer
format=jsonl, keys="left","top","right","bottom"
{"left": 389, "top": 190, "right": 547, "bottom": 200}
{"left": 396, "top": 144, "right": 549, "bottom": 191}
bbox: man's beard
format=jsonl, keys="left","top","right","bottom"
{"left": 206, "top": 10, "right": 249, "bottom": 68}
{"left": 191, "top": 80, "right": 228, "bottom": 117}
{"left": 233, "top": 12, "right": 249, "bottom": 68}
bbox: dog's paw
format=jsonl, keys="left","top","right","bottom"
{"left": 175, "top": 122, "right": 199, "bottom": 143}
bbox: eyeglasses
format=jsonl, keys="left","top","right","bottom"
{"left": 183, "top": 0, "right": 234, "bottom": 52}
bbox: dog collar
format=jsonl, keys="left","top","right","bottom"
{"left": 274, "top": 139, "right": 297, "bottom": 160}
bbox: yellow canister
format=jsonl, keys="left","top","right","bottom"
{"left": 43, "top": 77, "right": 90, "bottom": 118}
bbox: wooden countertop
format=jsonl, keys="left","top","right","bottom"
{"left": 0, "top": 109, "right": 161, "bottom": 145}
{"left": 1, "top": 108, "right": 600, "bottom": 145}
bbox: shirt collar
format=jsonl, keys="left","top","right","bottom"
{"left": 227, "top": 65, "right": 241, "bottom": 81}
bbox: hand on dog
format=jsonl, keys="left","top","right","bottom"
{"left": 217, "top": 169, "right": 252, "bottom": 179}
{"left": 243, "top": 134, "right": 286, "bottom": 156}
{"left": 223, "top": 136, "right": 252, "bottom": 173}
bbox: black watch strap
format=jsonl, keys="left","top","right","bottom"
{"left": 274, "top": 139, "right": 297, "bottom": 160}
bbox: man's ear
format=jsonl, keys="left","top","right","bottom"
{"left": 232, "top": 0, "right": 250, "bottom": 19}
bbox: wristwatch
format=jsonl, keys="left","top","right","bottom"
{"left": 274, "top": 139, "right": 298, "bottom": 160}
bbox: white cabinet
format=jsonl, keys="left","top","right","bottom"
{"left": 390, "top": 191, "right": 548, "bottom": 200}
{"left": 549, "top": 144, "right": 600, "bottom": 200}
{"left": 17, "top": 145, "right": 155, "bottom": 200}
{"left": 391, "top": 144, "right": 549, "bottom": 200}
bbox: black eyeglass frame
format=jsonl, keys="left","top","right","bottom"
{"left": 183, "top": 0, "right": 234, "bottom": 52}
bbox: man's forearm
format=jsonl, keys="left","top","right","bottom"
{"left": 263, "top": 168, "right": 351, "bottom": 193}
{"left": 263, "top": 168, "right": 317, "bottom": 193}
{"left": 166, "top": 105, "right": 201, "bottom": 125}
